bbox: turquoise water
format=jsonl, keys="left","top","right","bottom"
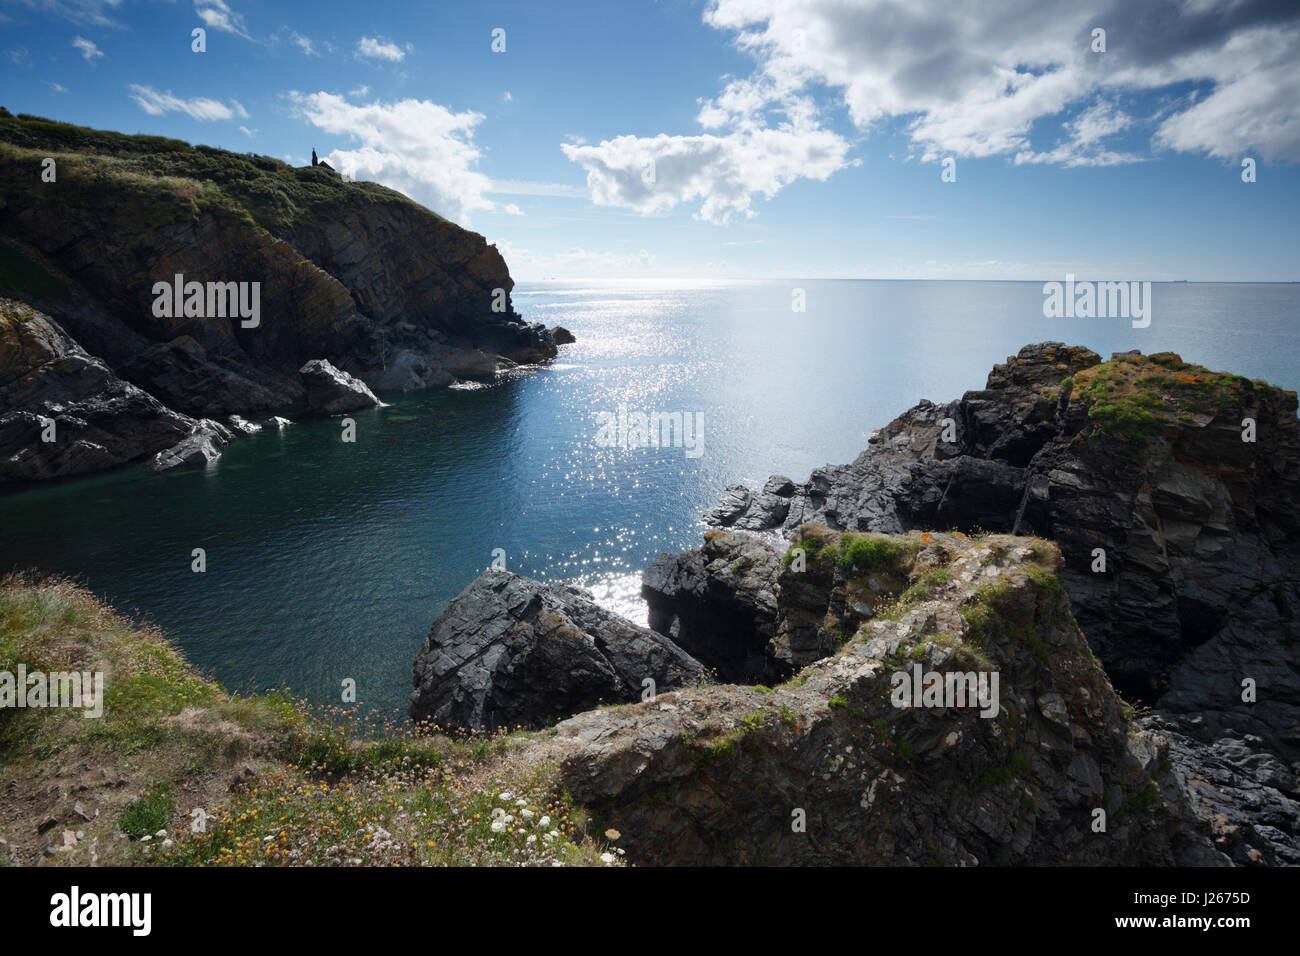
{"left": 2, "top": 279, "right": 1298, "bottom": 716}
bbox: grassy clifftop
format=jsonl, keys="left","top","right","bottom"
{"left": 0, "top": 575, "right": 617, "bottom": 867}
{"left": 0, "top": 108, "right": 437, "bottom": 235}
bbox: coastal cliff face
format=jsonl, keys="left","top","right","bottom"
{"left": 670, "top": 343, "right": 1300, "bottom": 865}
{"left": 0, "top": 112, "right": 564, "bottom": 481}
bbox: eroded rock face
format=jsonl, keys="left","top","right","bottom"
{"left": 0, "top": 114, "right": 571, "bottom": 482}
{"left": 298, "top": 359, "right": 384, "bottom": 414}
{"left": 699, "top": 342, "right": 1300, "bottom": 865}
{"left": 0, "top": 299, "right": 199, "bottom": 482}
{"left": 409, "top": 572, "right": 711, "bottom": 733}
{"left": 550, "top": 533, "right": 1222, "bottom": 866}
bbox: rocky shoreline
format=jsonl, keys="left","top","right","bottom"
{"left": 412, "top": 343, "right": 1299, "bottom": 866}
{"left": 0, "top": 113, "right": 572, "bottom": 485}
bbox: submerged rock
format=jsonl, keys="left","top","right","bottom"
{"left": 410, "top": 571, "right": 711, "bottom": 732}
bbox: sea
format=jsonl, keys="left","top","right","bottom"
{"left": 2, "top": 279, "right": 1297, "bottom": 716}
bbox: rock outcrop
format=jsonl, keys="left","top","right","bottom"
{"left": 548, "top": 531, "right": 1222, "bottom": 865}
{"left": 298, "top": 358, "right": 383, "bottom": 414}
{"left": 0, "top": 112, "right": 570, "bottom": 482}
{"left": 687, "top": 343, "right": 1300, "bottom": 865}
{"left": 0, "top": 298, "right": 224, "bottom": 482}
{"left": 410, "top": 572, "right": 711, "bottom": 732}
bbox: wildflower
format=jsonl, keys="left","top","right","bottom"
{"left": 600, "top": 852, "right": 615, "bottom": 864}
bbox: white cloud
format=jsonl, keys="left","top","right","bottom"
{"left": 195, "top": 0, "right": 249, "bottom": 39}
{"left": 239, "top": 125, "right": 257, "bottom": 138}
{"left": 72, "top": 36, "right": 101, "bottom": 62}
{"left": 288, "top": 91, "right": 495, "bottom": 224}
{"left": 693, "top": 0, "right": 1300, "bottom": 165}
{"left": 49, "top": 82, "right": 68, "bottom": 93}
{"left": 290, "top": 32, "right": 318, "bottom": 56}
{"left": 562, "top": 103, "right": 854, "bottom": 224}
{"left": 11, "top": 1, "right": 122, "bottom": 28}
{"left": 502, "top": 203, "right": 524, "bottom": 216}
{"left": 565, "top": 0, "right": 1299, "bottom": 218}
{"left": 128, "top": 84, "right": 249, "bottom": 122}
{"left": 357, "top": 36, "right": 406, "bottom": 62}
{"left": 349, "top": 84, "right": 369, "bottom": 98}
{"left": 1015, "top": 101, "right": 1145, "bottom": 167}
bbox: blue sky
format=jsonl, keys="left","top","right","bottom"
{"left": 2, "top": 0, "right": 1298, "bottom": 280}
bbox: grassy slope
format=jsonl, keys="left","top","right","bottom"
{"left": 0, "top": 575, "right": 618, "bottom": 867}
{"left": 0, "top": 108, "right": 437, "bottom": 238}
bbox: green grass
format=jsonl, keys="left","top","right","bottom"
{"left": 118, "top": 783, "right": 176, "bottom": 839}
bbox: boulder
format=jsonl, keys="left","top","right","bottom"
{"left": 298, "top": 358, "right": 383, "bottom": 414}
{"left": 410, "top": 572, "right": 711, "bottom": 732}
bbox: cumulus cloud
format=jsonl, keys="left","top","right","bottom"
{"left": 568, "top": 0, "right": 1300, "bottom": 218}
{"left": 563, "top": 97, "right": 854, "bottom": 224}
{"left": 129, "top": 84, "right": 249, "bottom": 122}
{"left": 72, "top": 35, "right": 102, "bottom": 62}
{"left": 195, "top": 0, "right": 249, "bottom": 38}
{"left": 357, "top": 36, "right": 406, "bottom": 62}
{"left": 700, "top": 0, "right": 1300, "bottom": 163}
{"left": 288, "top": 91, "right": 495, "bottom": 224}
{"left": 1015, "top": 101, "right": 1145, "bottom": 167}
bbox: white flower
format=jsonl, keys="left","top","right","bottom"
{"left": 491, "top": 820, "right": 507, "bottom": 833}
{"left": 600, "top": 852, "right": 615, "bottom": 864}
{"left": 498, "top": 791, "right": 513, "bottom": 801}
{"left": 526, "top": 835, "right": 537, "bottom": 844}
{"left": 521, "top": 809, "right": 535, "bottom": 820}
{"left": 539, "top": 815, "right": 551, "bottom": 827}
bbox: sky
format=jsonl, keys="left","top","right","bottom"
{"left": 1, "top": 0, "right": 1298, "bottom": 281}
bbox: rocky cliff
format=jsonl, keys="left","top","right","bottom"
{"left": 678, "top": 343, "right": 1299, "bottom": 865}
{"left": 0, "top": 111, "right": 566, "bottom": 482}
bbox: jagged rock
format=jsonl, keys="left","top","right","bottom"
{"left": 552, "top": 326, "right": 576, "bottom": 345}
{"left": 264, "top": 416, "right": 292, "bottom": 429}
{"left": 226, "top": 414, "right": 262, "bottom": 435}
{"left": 149, "top": 418, "right": 232, "bottom": 471}
{"left": 643, "top": 530, "right": 783, "bottom": 683}
{"left": 410, "top": 571, "right": 711, "bottom": 732}
{"left": 0, "top": 299, "right": 196, "bottom": 483}
{"left": 298, "top": 359, "right": 383, "bottom": 414}
{"left": 700, "top": 342, "right": 1300, "bottom": 864}
{"left": 548, "top": 532, "right": 1223, "bottom": 865}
